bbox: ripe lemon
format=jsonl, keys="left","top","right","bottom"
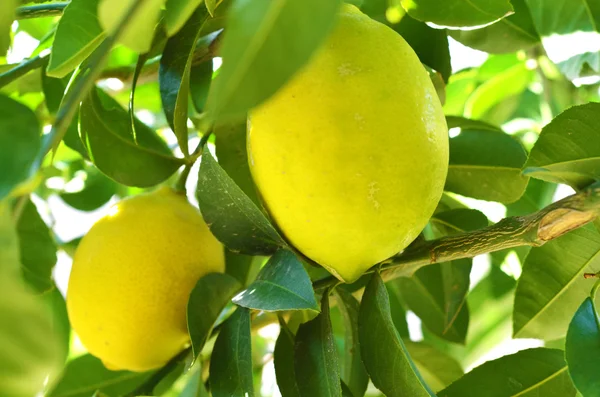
{"left": 67, "top": 187, "right": 224, "bottom": 372}
{"left": 248, "top": 5, "right": 448, "bottom": 283}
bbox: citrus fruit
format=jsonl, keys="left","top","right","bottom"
{"left": 248, "top": 5, "right": 448, "bottom": 283}
{"left": 67, "top": 187, "right": 224, "bottom": 372}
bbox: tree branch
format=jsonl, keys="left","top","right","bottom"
{"left": 16, "top": 2, "right": 67, "bottom": 19}
{"left": 313, "top": 185, "right": 600, "bottom": 290}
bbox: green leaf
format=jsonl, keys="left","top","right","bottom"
{"left": 386, "top": 281, "right": 410, "bottom": 338}
{"left": 60, "top": 169, "right": 119, "bottom": 211}
{"left": 232, "top": 250, "right": 318, "bottom": 312}
{"left": 274, "top": 320, "right": 301, "bottom": 397}
{"left": 449, "top": 0, "right": 539, "bottom": 54}
{"left": 514, "top": 225, "right": 600, "bottom": 340}
{"left": 160, "top": 8, "right": 209, "bottom": 156}
{"left": 209, "top": 307, "right": 254, "bottom": 397}
{"left": 0, "top": 0, "right": 15, "bottom": 56}
{"left": 190, "top": 61, "right": 213, "bottom": 113}
{"left": 225, "top": 251, "right": 260, "bottom": 287}
{"left": 43, "top": 288, "right": 71, "bottom": 367}
{"left": 505, "top": 178, "right": 557, "bottom": 218}
{"left": 180, "top": 366, "right": 208, "bottom": 397}
{"left": 405, "top": 342, "right": 463, "bottom": 393}
{"left": 164, "top": 0, "right": 204, "bottom": 36}
{"left": 206, "top": 0, "right": 217, "bottom": 16}
{"left": 446, "top": 115, "right": 501, "bottom": 131}
{"left": 566, "top": 297, "right": 600, "bottom": 397}
{"left": 47, "top": 0, "right": 106, "bottom": 78}
{"left": 15, "top": 198, "right": 56, "bottom": 293}
{"left": 438, "top": 348, "right": 576, "bottom": 397}
{"left": 196, "top": 150, "right": 285, "bottom": 255}
{"left": 443, "top": 70, "right": 478, "bottom": 116}
{"left": 214, "top": 122, "right": 260, "bottom": 205}
{"left": 446, "top": 128, "right": 529, "bottom": 203}
{"left": 525, "top": 0, "right": 600, "bottom": 81}
{"left": 187, "top": 272, "right": 242, "bottom": 361}
{"left": 359, "top": 271, "right": 434, "bottom": 397}
{"left": 400, "top": 0, "right": 513, "bottom": 27}
{"left": 0, "top": 95, "right": 41, "bottom": 200}
{"left": 79, "top": 87, "right": 184, "bottom": 187}
{"left": 48, "top": 354, "right": 151, "bottom": 397}
{"left": 294, "top": 292, "right": 342, "bottom": 397}
{"left": 524, "top": 103, "right": 600, "bottom": 189}
{"left": 206, "top": 0, "right": 341, "bottom": 122}
{"left": 334, "top": 288, "right": 369, "bottom": 397}
{"left": 98, "top": 0, "right": 164, "bottom": 53}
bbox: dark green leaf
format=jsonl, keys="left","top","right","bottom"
{"left": 15, "top": 198, "right": 56, "bottom": 293}
{"left": 48, "top": 355, "right": 151, "bottom": 397}
{"left": 47, "top": 0, "right": 105, "bottom": 77}
{"left": 0, "top": 0, "right": 15, "bottom": 56}
{"left": 446, "top": 115, "right": 501, "bottom": 131}
{"left": 334, "top": 288, "right": 369, "bottom": 397}
{"left": 438, "top": 348, "right": 575, "bottom": 397}
{"left": 514, "top": 225, "right": 600, "bottom": 340}
{"left": 0, "top": 95, "right": 41, "bottom": 200}
{"left": 43, "top": 288, "right": 71, "bottom": 367}
{"left": 359, "top": 271, "right": 434, "bottom": 396}
{"left": 209, "top": 307, "right": 254, "bottom": 397}
{"left": 187, "top": 272, "right": 242, "bottom": 361}
{"left": 274, "top": 320, "right": 301, "bottom": 397}
{"left": 206, "top": 0, "right": 341, "bottom": 122}
{"left": 505, "top": 178, "right": 557, "bottom": 218}
{"left": 165, "top": 0, "right": 204, "bottom": 36}
{"left": 79, "top": 87, "right": 184, "bottom": 187}
{"left": 196, "top": 150, "right": 285, "bottom": 255}
{"left": 215, "top": 121, "right": 260, "bottom": 205}
{"left": 449, "top": 0, "right": 539, "bottom": 54}
{"left": 400, "top": 0, "right": 513, "bottom": 27}
{"left": 405, "top": 342, "right": 463, "bottom": 392}
{"left": 190, "top": 61, "right": 213, "bottom": 113}
{"left": 294, "top": 292, "right": 341, "bottom": 397}
{"left": 232, "top": 250, "right": 318, "bottom": 312}
{"left": 524, "top": 103, "right": 600, "bottom": 189}
{"left": 430, "top": 208, "right": 489, "bottom": 236}
{"left": 446, "top": 128, "right": 529, "bottom": 203}
{"left": 525, "top": 0, "right": 600, "bottom": 80}
{"left": 386, "top": 281, "right": 410, "bottom": 338}
{"left": 60, "top": 170, "right": 119, "bottom": 212}
{"left": 566, "top": 297, "right": 600, "bottom": 397}
{"left": 225, "top": 251, "right": 260, "bottom": 287}
{"left": 160, "top": 8, "right": 209, "bottom": 156}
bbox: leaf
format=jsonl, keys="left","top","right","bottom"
{"left": 0, "top": 0, "right": 15, "bottom": 56}
{"left": 164, "top": 0, "right": 204, "bottom": 36}
{"left": 79, "top": 87, "right": 184, "bottom": 187}
{"left": 446, "top": 128, "right": 529, "bottom": 203}
{"left": 405, "top": 342, "right": 463, "bottom": 393}
{"left": 160, "top": 8, "right": 209, "bottom": 157}
{"left": 15, "top": 198, "right": 56, "bottom": 293}
{"left": 448, "top": 0, "right": 539, "bottom": 54}
{"left": 359, "top": 271, "right": 435, "bottom": 397}
{"left": 274, "top": 320, "right": 301, "bottom": 397}
{"left": 524, "top": 102, "right": 600, "bottom": 189}
{"left": 180, "top": 366, "right": 209, "bottom": 397}
{"left": 196, "top": 149, "right": 285, "bottom": 255}
{"left": 386, "top": 281, "right": 410, "bottom": 338}
{"left": 43, "top": 288, "right": 71, "bottom": 367}
{"left": 232, "top": 250, "right": 318, "bottom": 312}
{"left": 190, "top": 61, "right": 213, "bottom": 113}
{"left": 505, "top": 178, "right": 557, "bottom": 218}
{"left": 294, "top": 292, "right": 342, "bottom": 397}
{"left": 225, "top": 251, "right": 260, "bottom": 286}
{"left": 446, "top": 115, "right": 501, "bottom": 131}
{"left": 525, "top": 0, "right": 600, "bottom": 81}
{"left": 187, "top": 272, "right": 242, "bottom": 361}
{"left": 98, "top": 0, "right": 164, "bottom": 53}
{"left": 566, "top": 297, "right": 600, "bottom": 397}
{"left": 48, "top": 355, "right": 151, "bottom": 397}
{"left": 60, "top": 169, "right": 119, "bottom": 212}
{"left": 514, "top": 225, "right": 600, "bottom": 340}
{"left": 334, "top": 288, "right": 369, "bottom": 397}
{"left": 0, "top": 95, "right": 41, "bottom": 200}
{"left": 438, "top": 348, "right": 576, "bottom": 397}
{"left": 47, "top": 0, "right": 106, "bottom": 77}
{"left": 209, "top": 307, "right": 254, "bottom": 397}
{"left": 206, "top": 0, "right": 341, "bottom": 122}
{"left": 400, "top": 0, "right": 513, "bottom": 28}
{"left": 214, "top": 122, "right": 260, "bottom": 205}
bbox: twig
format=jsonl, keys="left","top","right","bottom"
{"left": 16, "top": 2, "right": 68, "bottom": 19}
{"left": 0, "top": 53, "right": 49, "bottom": 89}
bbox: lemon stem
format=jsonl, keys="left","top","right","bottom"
{"left": 173, "top": 130, "right": 213, "bottom": 193}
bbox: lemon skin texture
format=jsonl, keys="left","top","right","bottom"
{"left": 67, "top": 187, "right": 224, "bottom": 372}
{"left": 248, "top": 5, "right": 448, "bottom": 283}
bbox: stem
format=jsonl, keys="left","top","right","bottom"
{"left": 16, "top": 2, "right": 68, "bottom": 19}
{"left": 173, "top": 131, "right": 213, "bottom": 193}
{"left": 314, "top": 185, "right": 600, "bottom": 290}
{"left": 0, "top": 53, "right": 49, "bottom": 89}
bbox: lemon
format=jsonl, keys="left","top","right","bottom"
{"left": 67, "top": 187, "right": 224, "bottom": 372}
{"left": 248, "top": 5, "right": 448, "bottom": 283}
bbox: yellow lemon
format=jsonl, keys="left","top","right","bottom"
{"left": 248, "top": 5, "right": 448, "bottom": 283}
{"left": 67, "top": 187, "right": 224, "bottom": 372}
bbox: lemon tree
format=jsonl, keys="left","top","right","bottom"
{"left": 2, "top": 1, "right": 600, "bottom": 397}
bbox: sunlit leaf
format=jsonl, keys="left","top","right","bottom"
{"left": 400, "top": 0, "right": 513, "bottom": 28}
{"left": 0, "top": 0, "right": 15, "bottom": 56}
{"left": 405, "top": 342, "right": 463, "bottom": 393}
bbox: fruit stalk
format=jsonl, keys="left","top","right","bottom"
{"left": 314, "top": 185, "right": 600, "bottom": 290}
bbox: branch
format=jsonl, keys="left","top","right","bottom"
{"left": 313, "top": 185, "right": 600, "bottom": 290}
{"left": 16, "top": 2, "right": 67, "bottom": 19}
{"left": 0, "top": 53, "right": 49, "bottom": 89}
